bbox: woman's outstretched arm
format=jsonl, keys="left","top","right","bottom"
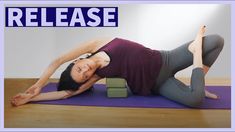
{"left": 11, "top": 91, "right": 71, "bottom": 106}
{"left": 11, "top": 74, "right": 101, "bottom": 106}
{"left": 32, "top": 74, "right": 101, "bottom": 102}
{"left": 24, "top": 39, "right": 103, "bottom": 97}
{"left": 11, "top": 88, "right": 93, "bottom": 106}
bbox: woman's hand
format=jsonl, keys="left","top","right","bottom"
{"left": 11, "top": 93, "right": 32, "bottom": 106}
{"left": 24, "top": 84, "right": 41, "bottom": 97}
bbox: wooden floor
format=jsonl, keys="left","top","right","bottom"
{"left": 4, "top": 78, "right": 231, "bottom": 128}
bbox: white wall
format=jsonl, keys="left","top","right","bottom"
{"left": 4, "top": 4, "right": 231, "bottom": 78}
{"left": 5, "top": 28, "right": 56, "bottom": 77}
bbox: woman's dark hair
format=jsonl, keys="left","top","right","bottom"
{"left": 57, "top": 57, "right": 94, "bottom": 92}
{"left": 57, "top": 62, "right": 83, "bottom": 91}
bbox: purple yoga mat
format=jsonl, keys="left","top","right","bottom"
{"left": 33, "top": 83, "right": 231, "bottom": 109}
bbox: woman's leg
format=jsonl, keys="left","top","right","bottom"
{"left": 198, "top": 34, "right": 224, "bottom": 99}
{"left": 158, "top": 26, "right": 205, "bottom": 107}
{"left": 158, "top": 69, "right": 204, "bottom": 107}
{"left": 164, "top": 28, "right": 224, "bottom": 99}
{"left": 167, "top": 34, "right": 224, "bottom": 75}
{"left": 188, "top": 25, "right": 204, "bottom": 68}
{"left": 157, "top": 26, "right": 223, "bottom": 107}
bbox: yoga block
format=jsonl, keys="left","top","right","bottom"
{"left": 106, "top": 78, "right": 126, "bottom": 88}
{"left": 107, "top": 88, "right": 128, "bottom": 98}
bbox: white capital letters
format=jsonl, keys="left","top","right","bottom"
{"left": 8, "top": 8, "right": 23, "bottom": 26}
{"left": 41, "top": 8, "right": 53, "bottom": 26}
{"left": 26, "top": 8, "right": 38, "bottom": 26}
{"left": 103, "top": 8, "right": 116, "bottom": 26}
{"left": 87, "top": 8, "right": 101, "bottom": 27}
{"left": 69, "top": 8, "right": 86, "bottom": 26}
{"left": 56, "top": 8, "right": 68, "bottom": 26}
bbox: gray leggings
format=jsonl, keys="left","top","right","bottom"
{"left": 152, "top": 34, "right": 224, "bottom": 107}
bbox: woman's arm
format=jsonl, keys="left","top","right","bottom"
{"left": 11, "top": 74, "right": 102, "bottom": 106}
{"left": 11, "top": 91, "right": 69, "bottom": 106}
{"left": 30, "top": 91, "right": 70, "bottom": 102}
{"left": 25, "top": 39, "right": 105, "bottom": 96}
{"left": 31, "top": 74, "right": 101, "bottom": 102}
{"left": 35, "top": 39, "right": 99, "bottom": 88}
{"left": 63, "top": 74, "right": 101, "bottom": 98}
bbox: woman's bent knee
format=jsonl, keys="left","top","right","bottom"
{"left": 209, "top": 34, "right": 224, "bottom": 51}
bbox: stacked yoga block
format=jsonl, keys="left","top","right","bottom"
{"left": 106, "top": 78, "right": 128, "bottom": 98}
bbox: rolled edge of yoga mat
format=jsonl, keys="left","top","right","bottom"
{"left": 107, "top": 87, "right": 128, "bottom": 98}
{"left": 106, "top": 78, "right": 126, "bottom": 88}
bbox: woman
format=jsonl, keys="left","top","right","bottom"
{"left": 11, "top": 26, "right": 224, "bottom": 107}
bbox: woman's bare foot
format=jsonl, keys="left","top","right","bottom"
{"left": 205, "top": 90, "right": 219, "bottom": 99}
{"left": 188, "top": 25, "right": 206, "bottom": 54}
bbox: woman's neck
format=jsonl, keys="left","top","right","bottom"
{"left": 89, "top": 52, "right": 109, "bottom": 69}
{"left": 89, "top": 55, "right": 104, "bottom": 69}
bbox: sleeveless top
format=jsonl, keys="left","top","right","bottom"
{"left": 94, "top": 38, "right": 162, "bottom": 96}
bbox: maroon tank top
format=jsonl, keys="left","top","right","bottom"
{"left": 94, "top": 38, "right": 162, "bottom": 96}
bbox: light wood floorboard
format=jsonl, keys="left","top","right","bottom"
{"left": 4, "top": 78, "right": 231, "bottom": 128}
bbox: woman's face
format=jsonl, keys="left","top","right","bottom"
{"left": 70, "top": 59, "right": 97, "bottom": 83}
